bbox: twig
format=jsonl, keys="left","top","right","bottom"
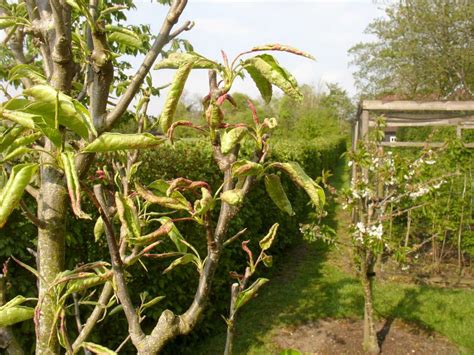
{"left": 19, "top": 200, "right": 48, "bottom": 229}
{"left": 223, "top": 228, "right": 247, "bottom": 247}
{"left": 168, "top": 20, "right": 194, "bottom": 41}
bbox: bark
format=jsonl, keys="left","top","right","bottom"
{"left": 36, "top": 154, "right": 68, "bottom": 355}
{"left": 360, "top": 252, "right": 380, "bottom": 354}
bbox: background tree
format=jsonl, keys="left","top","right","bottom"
{"left": 349, "top": 0, "right": 474, "bottom": 99}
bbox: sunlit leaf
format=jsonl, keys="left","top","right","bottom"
{"left": 270, "top": 162, "right": 325, "bottom": 208}
{"left": 0, "top": 163, "right": 38, "bottom": 228}
{"left": 231, "top": 160, "right": 263, "bottom": 178}
{"left": 243, "top": 54, "right": 302, "bottom": 101}
{"left": 106, "top": 25, "right": 143, "bottom": 49}
{"left": 81, "top": 342, "right": 117, "bottom": 355}
{"left": 249, "top": 44, "right": 315, "bottom": 60}
{"left": 259, "top": 223, "right": 279, "bottom": 251}
{"left": 234, "top": 278, "right": 269, "bottom": 311}
{"left": 83, "top": 133, "right": 163, "bottom": 152}
{"left": 158, "top": 217, "right": 187, "bottom": 252}
{"left": 154, "top": 52, "right": 220, "bottom": 70}
{"left": 9, "top": 64, "right": 46, "bottom": 84}
{"left": 159, "top": 62, "right": 193, "bottom": 134}
{"left": 163, "top": 254, "right": 196, "bottom": 274}
{"left": 220, "top": 189, "right": 244, "bottom": 206}
{"left": 243, "top": 65, "right": 272, "bottom": 103}
{"left": 115, "top": 192, "right": 141, "bottom": 242}
{"left": 221, "top": 127, "right": 248, "bottom": 154}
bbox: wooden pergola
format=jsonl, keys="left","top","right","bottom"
{"left": 353, "top": 100, "right": 474, "bottom": 150}
{"left": 351, "top": 99, "right": 474, "bottom": 224}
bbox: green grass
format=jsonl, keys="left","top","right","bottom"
{"left": 195, "top": 159, "right": 474, "bottom": 354}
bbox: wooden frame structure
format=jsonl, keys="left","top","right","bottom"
{"left": 353, "top": 100, "right": 474, "bottom": 150}
{"left": 351, "top": 99, "right": 474, "bottom": 222}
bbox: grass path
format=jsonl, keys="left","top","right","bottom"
{"left": 196, "top": 160, "right": 474, "bottom": 354}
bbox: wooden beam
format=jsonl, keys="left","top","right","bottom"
{"left": 380, "top": 142, "right": 474, "bottom": 148}
{"left": 369, "top": 116, "right": 474, "bottom": 127}
{"left": 362, "top": 100, "right": 474, "bottom": 112}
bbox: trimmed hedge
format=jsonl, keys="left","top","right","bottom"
{"left": 0, "top": 135, "right": 346, "bottom": 352}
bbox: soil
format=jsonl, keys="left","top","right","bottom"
{"left": 273, "top": 318, "right": 459, "bottom": 355}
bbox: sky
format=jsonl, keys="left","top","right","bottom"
{"left": 126, "top": 0, "right": 385, "bottom": 114}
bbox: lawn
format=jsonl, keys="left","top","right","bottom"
{"left": 195, "top": 160, "right": 474, "bottom": 354}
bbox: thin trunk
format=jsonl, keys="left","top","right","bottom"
{"left": 36, "top": 154, "right": 68, "bottom": 354}
{"left": 457, "top": 173, "right": 467, "bottom": 273}
{"left": 404, "top": 210, "right": 411, "bottom": 248}
{"left": 224, "top": 283, "right": 239, "bottom": 355}
{"left": 361, "top": 252, "right": 380, "bottom": 355}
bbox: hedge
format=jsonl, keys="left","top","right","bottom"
{"left": 0, "top": 135, "right": 346, "bottom": 352}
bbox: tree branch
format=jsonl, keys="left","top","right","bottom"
{"left": 71, "top": 282, "right": 113, "bottom": 352}
{"left": 19, "top": 200, "right": 48, "bottom": 229}
{"left": 92, "top": 185, "right": 145, "bottom": 346}
{"left": 105, "top": 0, "right": 189, "bottom": 131}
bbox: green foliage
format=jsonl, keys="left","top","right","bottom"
{"left": 349, "top": 0, "right": 474, "bottom": 98}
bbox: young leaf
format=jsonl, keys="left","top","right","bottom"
{"left": 81, "top": 342, "right": 117, "bottom": 355}
{"left": 158, "top": 217, "right": 187, "bottom": 253}
{"left": 1, "top": 147, "right": 31, "bottom": 163}
{"left": 1, "top": 109, "right": 36, "bottom": 129}
{"left": 220, "top": 189, "right": 244, "bottom": 206}
{"left": 264, "top": 174, "right": 294, "bottom": 216}
{"left": 232, "top": 160, "right": 263, "bottom": 178}
{"left": 271, "top": 162, "right": 325, "bottom": 208}
{"left": 83, "top": 133, "right": 164, "bottom": 152}
{"left": 234, "top": 278, "right": 269, "bottom": 311}
{"left": 249, "top": 44, "right": 315, "bottom": 60}
{"left": 115, "top": 193, "right": 141, "bottom": 242}
{"left": 61, "top": 152, "right": 91, "bottom": 219}
{"left": 243, "top": 65, "right": 272, "bottom": 103}
{"left": 154, "top": 52, "right": 220, "bottom": 70}
{"left": 65, "top": 273, "right": 108, "bottom": 296}
{"left": 94, "top": 216, "right": 105, "bottom": 242}
{"left": 163, "top": 254, "right": 196, "bottom": 274}
{"left": 23, "top": 85, "right": 91, "bottom": 138}
{"left": 9, "top": 64, "right": 47, "bottom": 85}
{"left": 106, "top": 25, "right": 143, "bottom": 49}
{"left": 0, "top": 306, "right": 34, "bottom": 327}
{"left": 259, "top": 223, "right": 279, "bottom": 251}
{"left": 0, "top": 163, "right": 38, "bottom": 228}
{"left": 243, "top": 54, "right": 302, "bottom": 101}
{"left": 137, "top": 180, "right": 191, "bottom": 211}
{"left": 221, "top": 127, "right": 248, "bottom": 154}
{"left": 159, "top": 62, "right": 193, "bottom": 134}
{"left": 141, "top": 295, "right": 165, "bottom": 310}
{"left": 0, "top": 126, "right": 25, "bottom": 153}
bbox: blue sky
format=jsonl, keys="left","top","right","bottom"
{"left": 126, "top": 1, "right": 383, "bottom": 113}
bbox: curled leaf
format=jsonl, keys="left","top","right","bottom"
{"left": 160, "top": 62, "right": 193, "bottom": 134}
{"left": 221, "top": 127, "right": 248, "bottom": 154}
{"left": 234, "top": 278, "right": 269, "bottom": 311}
{"left": 61, "top": 152, "right": 91, "bottom": 219}
{"left": 243, "top": 55, "right": 302, "bottom": 101}
{"left": 83, "top": 133, "right": 163, "bottom": 152}
{"left": 115, "top": 192, "right": 141, "bottom": 242}
{"left": 154, "top": 52, "right": 220, "bottom": 70}
{"left": 0, "top": 163, "right": 38, "bottom": 228}
{"left": 271, "top": 162, "right": 325, "bottom": 208}
{"left": 232, "top": 160, "right": 263, "bottom": 178}
{"left": 249, "top": 44, "right": 315, "bottom": 60}
{"left": 259, "top": 223, "right": 279, "bottom": 251}
{"left": 221, "top": 189, "right": 244, "bottom": 206}
{"left": 264, "top": 174, "right": 294, "bottom": 216}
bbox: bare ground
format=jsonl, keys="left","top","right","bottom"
{"left": 273, "top": 318, "right": 458, "bottom": 355}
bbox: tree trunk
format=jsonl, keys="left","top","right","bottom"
{"left": 361, "top": 254, "right": 380, "bottom": 354}
{"left": 36, "top": 156, "right": 68, "bottom": 355}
